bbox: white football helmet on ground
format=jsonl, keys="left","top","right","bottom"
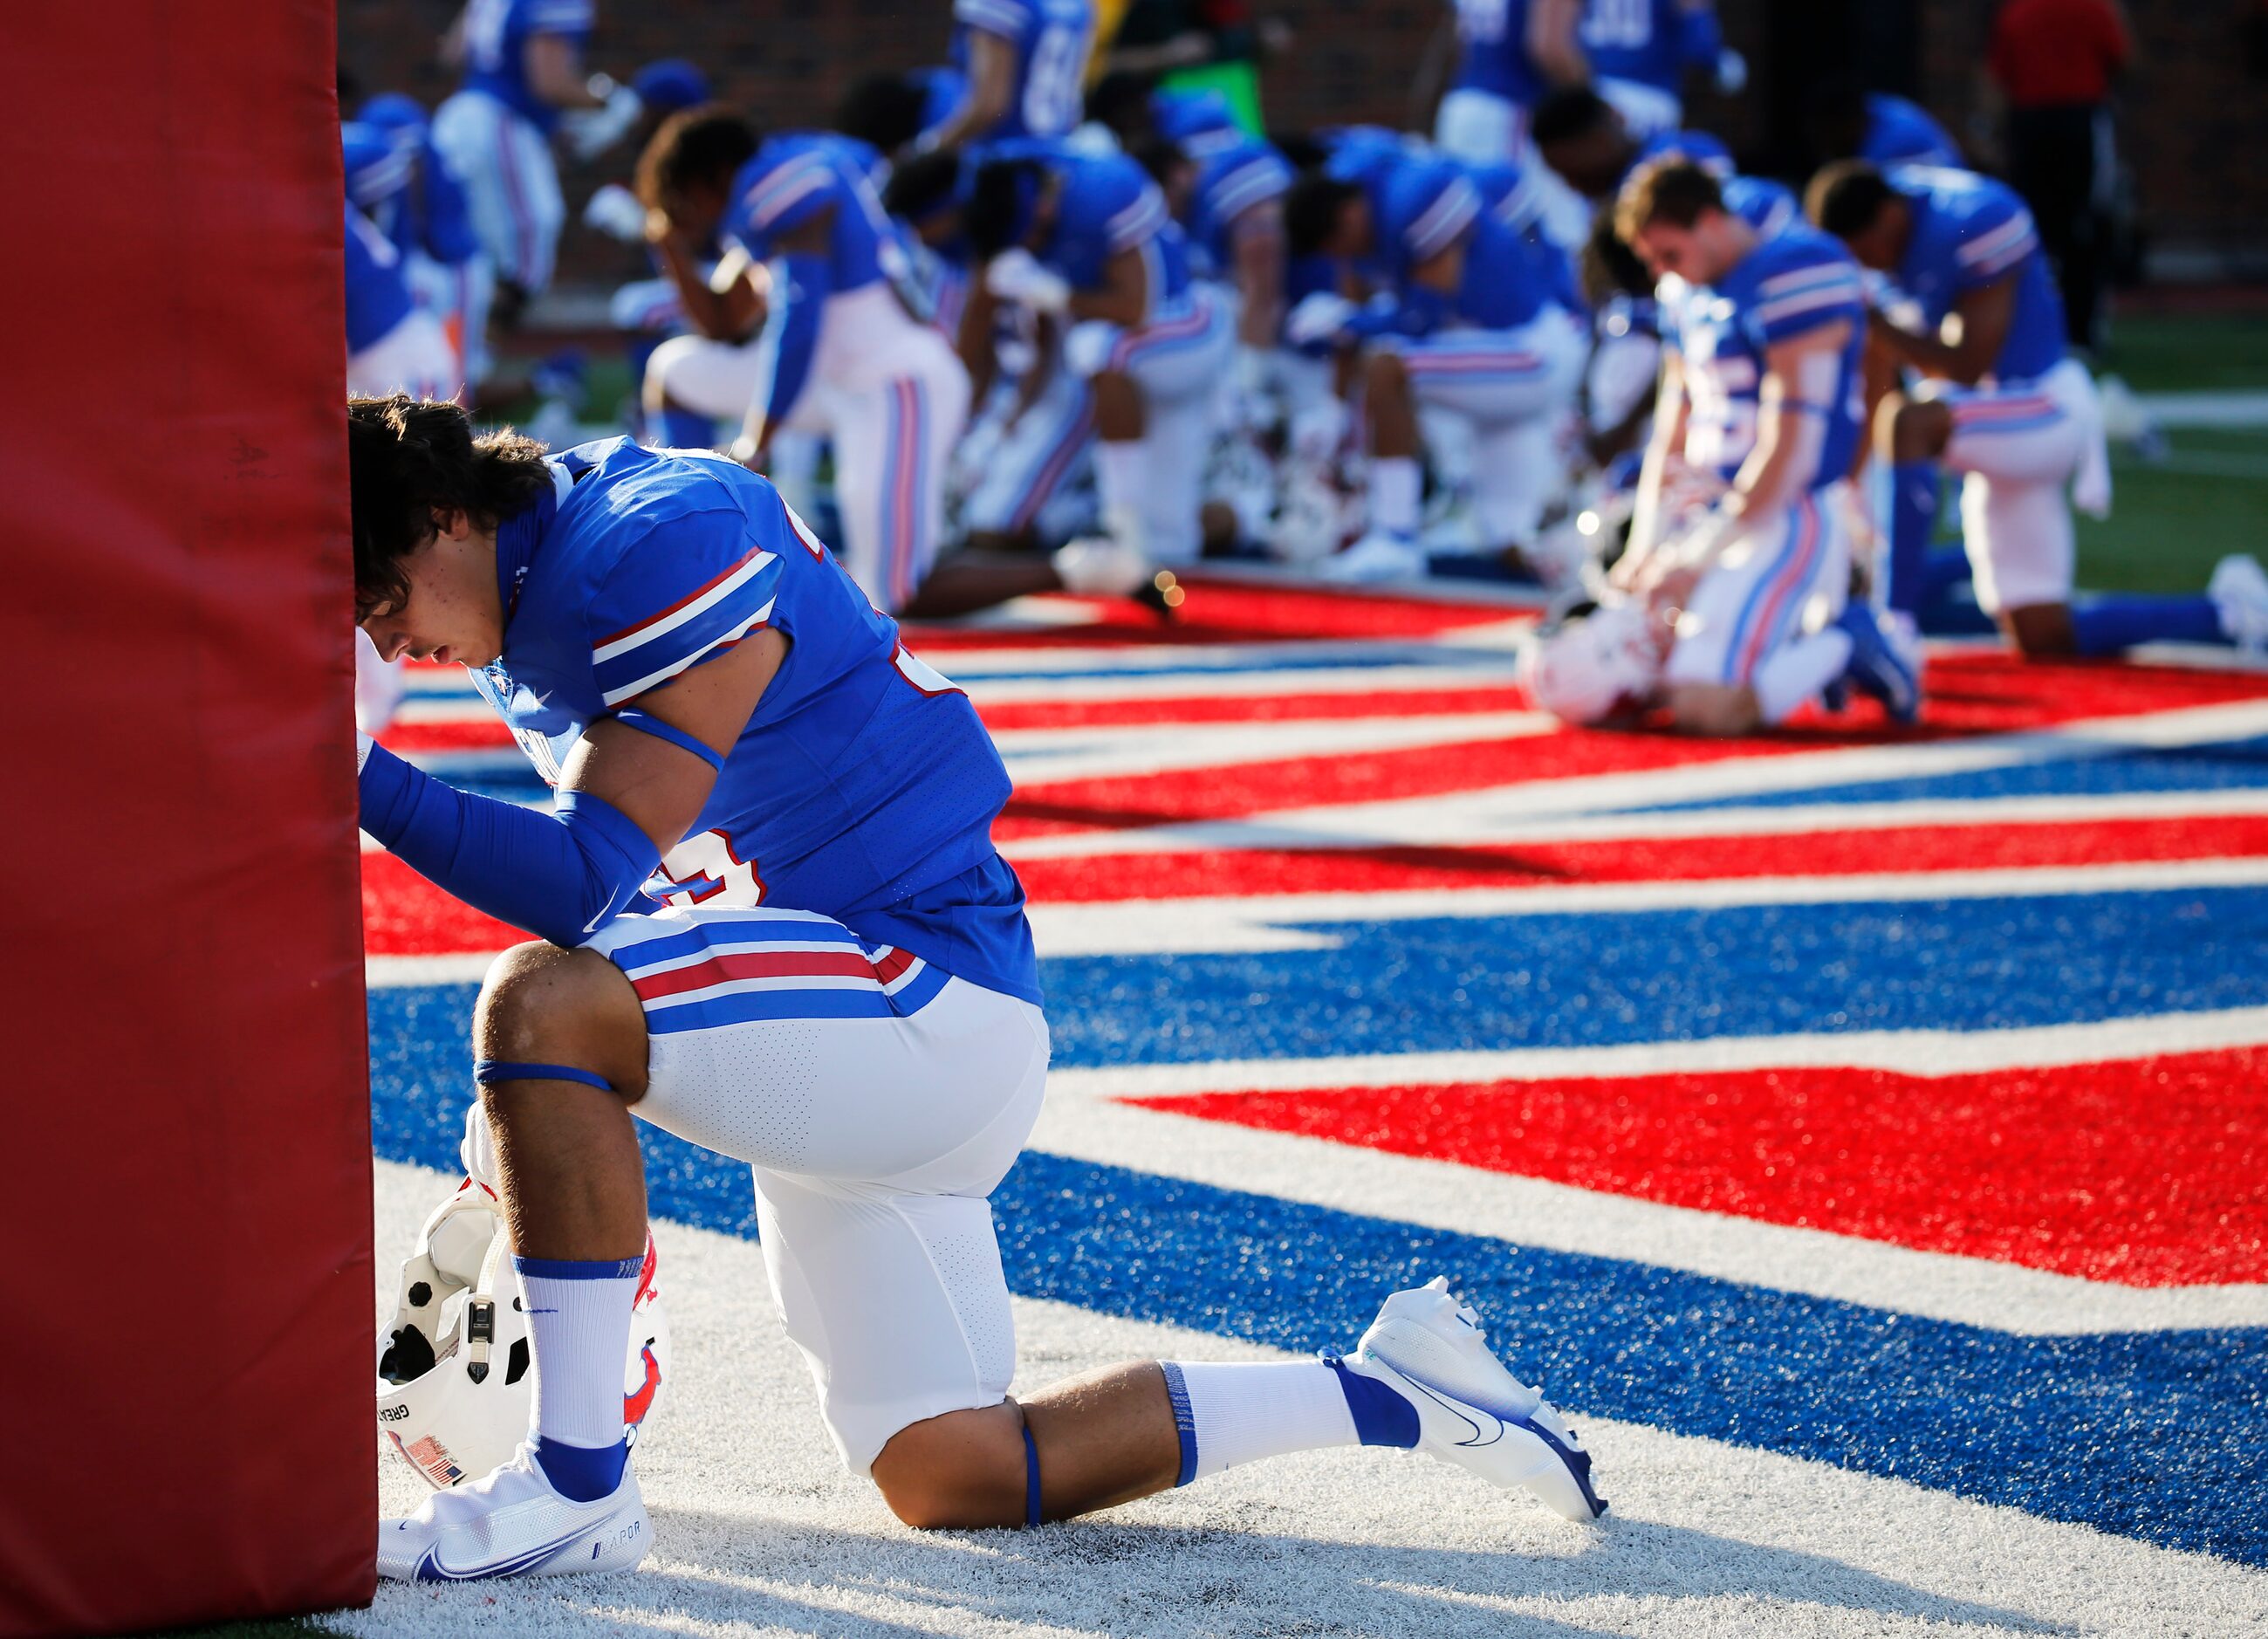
{"left": 1521, "top": 598, "right": 1662, "bottom": 724}
{"left": 376, "top": 1179, "right": 669, "bottom": 1490}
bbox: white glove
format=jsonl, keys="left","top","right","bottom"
{"left": 582, "top": 182, "right": 648, "bottom": 243}
{"left": 561, "top": 79, "right": 643, "bottom": 161}
{"left": 983, "top": 249, "right": 1072, "bottom": 314}
{"left": 1284, "top": 291, "right": 1356, "bottom": 350}
{"left": 357, "top": 730, "right": 375, "bottom": 775}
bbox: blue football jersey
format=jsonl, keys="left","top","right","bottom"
{"left": 479, "top": 439, "right": 1040, "bottom": 1003}
{"left": 1632, "top": 127, "right": 1733, "bottom": 182}
{"left": 722, "top": 135, "right": 902, "bottom": 295}
{"left": 1448, "top": 0, "right": 1546, "bottom": 106}
{"left": 950, "top": 0, "right": 1095, "bottom": 141}
{"left": 1664, "top": 227, "right": 1867, "bottom": 487}
{"left": 1184, "top": 136, "right": 1292, "bottom": 280}
{"left": 1888, "top": 166, "right": 2066, "bottom": 382}
{"left": 344, "top": 200, "right": 417, "bottom": 355}
{"left": 1033, "top": 147, "right": 1189, "bottom": 305}
{"left": 1860, "top": 94, "right": 1958, "bottom": 169}
{"left": 1580, "top": 0, "right": 1690, "bottom": 93}
{"left": 1723, "top": 175, "right": 1800, "bottom": 240}
{"left": 345, "top": 120, "right": 480, "bottom": 268}
{"left": 1377, "top": 161, "right": 1564, "bottom": 330}
{"left": 460, "top": 0, "right": 593, "bottom": 130}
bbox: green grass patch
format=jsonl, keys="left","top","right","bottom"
{"left": 2080, "top": 426, "right": 2268, "bottom": 594}
{"left": 2102, "top": 313, "right": 2268, "bottom": 394}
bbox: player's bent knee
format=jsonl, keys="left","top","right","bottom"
{"left": 1884, "top": 396, "right": 1951, "bottom": 463}
{"left": 870, "top": 1402, "right": 1030, "bottom": 1530}
{"left": 1363, "top": 346, "right": 1409, "bottom": 396}
{"left": 474, "top": 942, "right": 648, "bottom": 1096}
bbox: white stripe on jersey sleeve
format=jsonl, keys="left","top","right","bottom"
{"left": 1106, "top": 187, "right": 1169, "bottom": 250}
{"left": 526, "top": 0, "right": 595, "bottom": 31}
{"left": 954, "top": 0, "right": 1031, "bottom": 36}
{"left": 1405, "top": 177, "right": 1480, "bottom": 263}
{"left": 592, "top": 551, "right": 778, "bottom": 666}
{"left": 745, "top": 162, "right": 833, "bottom": 232}
{"left": 600, "top": 595, "right": 778, "bottom": 709}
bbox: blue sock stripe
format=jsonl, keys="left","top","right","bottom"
{"left": 533, "top": 1435, "right": 629, "bottom": 1503}
{"left": 1321, "top": 1354, "right": 1422, "bottom": 1449}
{"left": 1158, "top": 1361, "right": 1199, "bottom": 1487}
{"left": 2071, "top": 593, "right": 2229, "bottom": 655}
{"left": 513, "top": 1253, "right": 646, "bottom": 1280}
{"left": 474, "top": 1060, "right": 617, "bottom": 1094}
{"left": 1021, "top": 1418, "right": 1045, "bottom": 1527}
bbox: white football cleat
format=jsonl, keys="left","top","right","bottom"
{"left": 1052, "top": 532, "right": 1154, "bottom": 598}
{"left": 1319, "top": 531, "right": 1430, "bottom": 585}
{"left": 1344, "top": 1276, "right": 1607, "bottom": 1522}
{"left": 2209, "top": 555, "right": 2268, "bottom": 653}
{"left": 377, "top": 1443, "right": 650, "bottom": 1581}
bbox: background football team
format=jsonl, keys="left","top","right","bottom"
{"left": 340, "top": 0, "right": 2268, "bottom": 735}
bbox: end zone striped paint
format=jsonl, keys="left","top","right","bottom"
{"left": 1127, "top": 1046, "right": 2268, "bottom": 1286}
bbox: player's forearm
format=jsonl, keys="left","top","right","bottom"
{"left": 1232, "top": 223, "right": 1285, "bottom": 350}
{"left": 359, "top": 741, "right": 661, "bottom": 949}
{"left": 1727, "top": 402, "right": 1825, "bottom": 520}
{"left": 930, "top": 37, "right": 1013, "bottom": 151}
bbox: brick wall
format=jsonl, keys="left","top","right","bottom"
{"left": 338, "top": 1, "right": 2268, "bottom": 285}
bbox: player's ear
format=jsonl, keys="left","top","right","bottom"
{"left": 432, "top": 506, "right": 473, "bottom": 544}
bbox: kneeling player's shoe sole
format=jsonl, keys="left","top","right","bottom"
{"left": 378, "top": 1444, "right": 649, "bottom": 1581}
{"left": 1344, "top": 1275, "right": 1607, "bottom": 1523}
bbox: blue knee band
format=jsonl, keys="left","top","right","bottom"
{"left": 1022, "top": 1419, "right": 1044, "bottom": 1527}
{"left": 613, "top": 708, "right": 725, "bottom": 771}
{"left": 474, "top": 1059, "right": 617, "bottom": 1094}
{"left": 1159, "top": 1361, "right": 1198, "bottom": 1486}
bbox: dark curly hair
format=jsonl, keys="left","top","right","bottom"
{"left": 634, "top": 104, "right": 760, "bottom": 213}
{"left": 347, "top": 395, "right": 552, "bottom": 620}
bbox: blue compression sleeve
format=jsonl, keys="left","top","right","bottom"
{"left": 2072, "top": 593, "right": 2228, "bottom": 655}
{"left": 1885, "top": 462, "right": 1940, "bottom": 618}
{"left": 359, "top": 741, "right": 661, "bottom": 949}
{"left": 761, "top": 253, "right": 828, "bottom": 431}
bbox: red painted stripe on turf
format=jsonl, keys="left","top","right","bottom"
{"left": 900, "top": 579, "right": 1524, "bottom": 647}
{"left": 366, "top": 816, "right": 2268, "bottom": 954}
{"left": 1128, "top": 1046, "right": 2268, "bottom": 1286}
{"left": 1010, "top": 814, "right": 2268, "bottom": 902}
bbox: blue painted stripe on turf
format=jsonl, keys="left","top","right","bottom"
{"left": 365, "top": 1005, "right": 2268, "bottom": 1566}
{"left": 1624, "top": 735, "right": 2268, "bottom": 813}
{"left": 373, "top": 883, "right": 2268, "bottom": 1070}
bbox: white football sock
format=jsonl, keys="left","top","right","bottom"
{"left": 516, "top": 1255, "right": 640, "bottom": 1450}
{"left": 1367, "top": 456, "right": 1422, "bottom": 538}
{"left": 1161, "top": 1360, "right": 1387, "bottom": 1482}
{"left": 1094, "top": 439, "right": 1145, "bottom": 532}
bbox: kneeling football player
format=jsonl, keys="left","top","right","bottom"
{"left": 1593, "top": 161, "right": 1919, "bottom": 736}
{"left": 349, "top": 395, "right": 1607, "bottom": 1580}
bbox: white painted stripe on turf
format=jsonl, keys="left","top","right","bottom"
{"left": 357, "top": 1157, "right": 2268, "bottom": 1639}
{"left": 993, "top": 710, "right": 1555, "bottom": 785}
{"left": 1025, "top": 1093, "right": 2268, "bottom": 1335}
{"left": 1003, "top": 697, "right": 2268, "bottom": 860}
{"left": 1041, "top": 1005, "right": 2268, "bottom": 1094}
{"left": 1024, "top": 856, "right": 2268, "bottom": 953}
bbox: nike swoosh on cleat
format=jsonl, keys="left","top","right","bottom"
{"left": 1396, "top": 1371, "right": 1504, "bottom": 1449}
{"left": 411, "top": 1523, "right": 594, "bottom": 1581}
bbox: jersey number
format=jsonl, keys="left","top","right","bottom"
{"left": 1582, "top": 0, "right": 1655, "bottom": 50}
{"left": 657, "top": 829, "right": 764, "bottom": 909}
{"left": 1023, "top": 22, "right": 1092, "bottom": 137}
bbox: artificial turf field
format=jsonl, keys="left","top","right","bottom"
{"left": 218, "top": 314, "right": 2268, "bottom": 1637}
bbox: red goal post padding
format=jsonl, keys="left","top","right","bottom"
{"left": 0, "top": 3, "right": 376, "bottom": 1630}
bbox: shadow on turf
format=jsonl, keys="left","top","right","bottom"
{"left": 538, "top": 1507, "right": 2069, "bottom": 1638}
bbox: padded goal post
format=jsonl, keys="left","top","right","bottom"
{"left": 0, "top": 3, "right": 377, "bottom": 1631}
